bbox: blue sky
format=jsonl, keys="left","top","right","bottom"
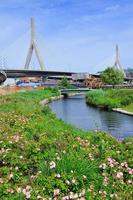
{"left": 0, "top": 0, "right": 133, "bottom": 73}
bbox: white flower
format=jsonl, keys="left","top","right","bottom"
{"left": 72, "top": 179, "right": 76, "bottom": 184}
{"left": 83, "top": 175, "right": 87, "bottom": 180}
{"left": 16, "top": 187, "right": 22, "bottom": 193}
{"left": 66, "top": 180, "right": 70, "bottom": 185}
{"left": 9, "top": 173, "right": 14, "bottom": 179}
{"left": 55, "top": 174, "right": 61, "bottom": 178}
{"left": 50, "top": 161, "right": 56, "bottom": 169}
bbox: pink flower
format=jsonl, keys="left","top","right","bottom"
{"left": 62, "top": 196, "right": 69, "bottom": 200}
{"left": 121, "top": 162, "right": 128, "bottom": 168}
{"left": 53, "top": 189, "right": 60, "bottom": 197}
{"left": 13, "top": 135, "right": 20, "bottom": 142}
{"left": 25, "top": 191, "right": 31, "bottom": 199}
{"left": 22, "top": 189, "right": 26, "bottom": 195}
{"left": 128, "top": 168, "right": 133, "bottom": 175}
{"left": 107, "top": 158, "right": 114, "bottom": 164}
{"left": 116, "top": 172, "right": 123, "bottom": 178}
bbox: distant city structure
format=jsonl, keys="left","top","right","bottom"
{"left": 125, "top": 68, "right": 133, "bottom": 78}
{"left": 24, "top": 17, "right": 45, "bottom": 70}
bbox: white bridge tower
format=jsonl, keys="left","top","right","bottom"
{"left": 113, "top": 44, "right": 126, "bottom": 76}
{"left": 24, "top": 17, "right": 45, "bottom": 70}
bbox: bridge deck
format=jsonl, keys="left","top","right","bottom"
{"left": 0, "top": 69, "right": 75, "bottom": 78}
{"left": 61, "top": 88, "right": 91, "bottom": 94}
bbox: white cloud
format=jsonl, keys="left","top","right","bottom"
{"left": 105, "top": 4, "right": 120, "bottom": 12}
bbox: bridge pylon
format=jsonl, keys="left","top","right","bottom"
{"left": 24, "top": 17, "right": 45, "bottom": 71}
{"left": 113, "top": 44, "right": 126, "bottom": 77}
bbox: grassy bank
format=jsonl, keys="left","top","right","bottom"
{"left": 123, "top": 103, "right": 133, "bottom": 113}
{"left": 86, "top": 89, "right": 133, "bottom": 111}
{"left": 0, "top": 88, "right": 133, "bottom": 199}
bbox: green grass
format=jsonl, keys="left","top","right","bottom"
{"left": 86, "top": 89, "right": 133, "bottom": 110}
{"left": 0, "top": 88, "right": 133, "bottom": 199}
{"left": 123, "top": 103, "right": 133, "bottom": 113}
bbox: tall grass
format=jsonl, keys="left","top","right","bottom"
{"left": 86, "top": 89, "right": 133, "bottom": 110}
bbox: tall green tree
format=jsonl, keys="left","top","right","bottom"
{"left": 59, "top": 76, "right": 69, "bottom": 88}
{"left": 101, "top": 67, "right": 124, "bottom": 86}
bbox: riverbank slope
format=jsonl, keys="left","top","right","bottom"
{"left": 0, "top": 88, "right": 133, "bottom": 199}
{"left": 86, "top": 89, "right": 133, "bottom": 114}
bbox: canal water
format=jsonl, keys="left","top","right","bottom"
{"left": 49, "top": 95, "right": 133, "bottom": 140}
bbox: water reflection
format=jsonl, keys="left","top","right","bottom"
{"left": 49, "top": 95, "right": 133, "bottom": 140}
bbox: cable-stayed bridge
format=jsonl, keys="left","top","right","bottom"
{"left": 0, "top": 18, "right": 132, "bottom": 85}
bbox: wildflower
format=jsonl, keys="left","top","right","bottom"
{"left": 7, "top": 188, "right": 14, "bottom": 193}
{"left": 99, "top": 163, "right": 106, "bottom": 169}
{"left": 15, "top": 166, "right": 19, "bottom": 170}
{"left": 69, "top": 192, "right": 74, "bottom": 199}
{"left": 116, "top": 172, "right": 123, "bottom": 178}
{"left": 50, "top": 161, "right": 56, "bottom": 169}
{"left": 121, "top": 162, "right": 128, "bottom": 168}
{"left": 53, "top": 189, "right": 60, "bottom": 197}
{"left": 9, "top": 173, "right": 14, "bottom": 179}
{"left": 83, "top": 175, "right": 87, "bottom": 180}
{"left": 127, "top": 180, "right": 132, "bottom": 184}
{"left": 72, "top": 179, "right": 76, "bottom": 184}
{"left": 37, "top": 195, "right": 42, "bottom": 199}
{"left": 56, "top": 156, "right": 61, "bottom": 160}
{"left": 20, "top": 155, "right": 23, "bottom": 159}
{"left": 26, "top": 185, "right": 31, "bottom": 190}
{"left": 55, "top": 174, "right": 61, "bottom": 178}
{"left": 16, "top": 187, "right": 22, "bottom": 193}
{"left": 110, "top": 194, "right": 114, "bottom": 198}
{"left": 66, "top": 180, "right": 70, "bottom": 185}
{"left": 128, "top": 168, "right": 133, "bottom": 175}
{"left": 99, "top": 191, "right": 107, "bottom": 197}
{"left": 25, "top": 191, "right": 31, "bottom": 199}
{"left": 0, "top": 178, "right": 3, "bottom": 184}
{"left": 13, "top": 135, "right": 20, "bottom": 142}
{"left": 81, "top": 189, "right": 85, "bottom": 196}
{"left": 22, "top": 188, "right": 27, "bottom": 195}
{"left": 62, "top": 196, "right": 69, "bottom": 200}
{"left": 103, "top": 191, "right": 107, "bottom": 197}
{"left": 73, "top": 193, "right": 78, "bottom": 199}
